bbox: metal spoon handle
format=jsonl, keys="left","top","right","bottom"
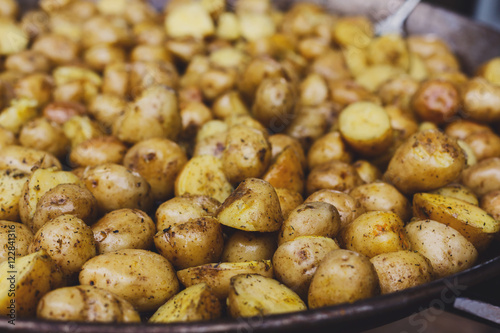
{"left": 375, "top": 0, "right": 422, "bottom": 35}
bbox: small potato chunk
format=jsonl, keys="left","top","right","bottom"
{"left": 252, "top": 77, "right": 295, "bottom": 130}
{"left": 0, "top": 250, "right": 57, "bottom": 316}
{"left": 19, "top": 118, "right": 68, "bottom": 158}
{"left": 43, "top": 101, "right": 86, "bottom": 125}
{"left": 227, "top": 274, "right": 306, "bottom": 318}
{"left": 368, "top": 34, "right": 409, "bottom": 70}
{"left": 413, "top": 193, "right": 500, "bottom": 251}
{"left": 339, "top": 102, "right": 393, "bottom": 156}
{"left": 175, "top": 155, "right": 233, "bottom": 203}
{"left": 384, "top": 129, "right": 465, "bottom": 194}
{"left": 154, "top": 217, "right": 224, "bottom": 270}
{"left": 411, "top": 79, "right": 460, "bottom": 124}
{"left": 0, "top": 169, "right": 29, "bottom": 221}
{"left": 32, "top": 34, "right": 79, "bottom": 65}
{"left": 340, "top": 211, "right": 409, "bottom": 258}
{"left": 273, "top": 236, "right": 339, "bottom": 299}
{"left": 462, "top": 157, "right": 500, "bottom": 197}
{"left": 82, "top": 163, "right": 154, "bottom": 215}
{"left": 279, "top": 202, "right": 340, "bottom": 245}
{"left": 37, "top": 285, "right": 140, "bottom": 323}
{"left": 165, "top": 2, "right": 215, "bottom": 38}
{"left": 69, "top": 136, "right": 127, "bottom": 168}
{"left": 0, "top": 145, "right": 61, "bottom": 175}
{"left": 262, "top": 146, "right": 304, "bottom": 194}
{"left": 430, "top": 183, "right": 478, "bottom": 206}
{"left": 222, "top": 231, "right": 276, "bottom": 262}
{"left": 149, "top": 283, "right": 221, "bottom": 323}
{"left": 0, "top": 18, "right": 28, "bottom": 55}
{"left": 462, "top": 77, "right": 500, "bottom": 123}
{"left": 62, "top": 116, "right": 105, "bottom": 148}
{"left": 370, "top": 251, "right": 434, "bottom": 294}
{"left": 0, "top": 221, "right": 33, "bottom": 263}
{"left": 349, "top": 182, "right": 411, "bottom": 222}
{"left": 477, "top": 57, "right": 500, "bottom": 85}
{"left": 269, "top": 134, "right": 307, "bottom": 170}
{"left": 4, "top": 50, "right": 51, "bottom": 74}
{"left": 480, "top": 190, "right": 500, "bottom": 220}
{"left": 177, "top": 260, "right": 273, "bottom": 299}
{"left": 217, "top": 178, "right": 283, "bottom": 232}
{"left": 31, "top": 184, "right": 98, "bottom": 233}
{"left": 405, "top": 220, "right": 478, "bottom": 278}
{"left": 308, "top": 249, "right": 379, "bottom": 309}
{"left": 275, "top": 188, "right": 304, "bottom": 219}
{"left": 0, "top": 98, "right": 38, "bottom": 134}
{"left": 307, "top": 132, "right": 353, "bottom": 169}
{"left": 353, "top": 160, "right": 382, "bottom": 184}
{"left": 79, "top": 249, "right": 179, "bottom": 312}
{"left": 306, "top": 160, "right": 363, "bottom": 196}
{"left": 92, "top": 209, "right": 155, "bottom": 254}
{"left": 29, "top": 215, "right": 96, "bottom": 278}
{"left": 88, "top": 94, "right": 126, "bottom": 131}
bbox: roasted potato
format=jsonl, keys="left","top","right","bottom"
{"left": 0, "top": 145, "right": 61, "bottom": 175}
{"left": 0, "top": 169, "right": 29, "bottom": 222}
{"left": 462, "top": 157, "right": 500, "bottom": 197}
{"left": 69, "top": 136, "right": 127, "bottom": 168}
{"left": 430, "top": 183, "right": 478, "bottom": 206}
{"left": 262, "top": 146, "right": 305, "bottom": 194}
{"left": 0, "top": 221, "right": 33, "bottom": 264}
{"left": 411, "top": 79, "right": 460, "bottom": 124}
{"left": 306, "top": 160, "right": 363, "bottom": 195}
{"left": 222, "top": 231, "right": 277, "bottom": 263}
{"left": 462, "top": 77, "right": 500, "bottom": 123}
{"left": 19, "top": 118, "right": 68, "bottom": 158}
{"left": 307, "top": 131, "right": 353, "bottom": 169}
{"left": 275, "top": 188, "right": 304, "bottom": 219}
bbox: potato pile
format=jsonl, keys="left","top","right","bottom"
{"left": 1, "top": 0, "right": 500, "bottom": 324}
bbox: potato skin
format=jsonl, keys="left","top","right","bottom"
{"left": 0, "top": 145, "right": 61, "bottom": 175}
{"left": 307, "top": 131, "right": 353, "bottom": 170}
{"left": 222, "top": 231, "right": 276, "bottom": 263}
{"left": 276, "top": 188, "right": 304, "bottom": 219}
{"left": 0, "top": 220, "right": 33, "bottom": 263}
{"left": 411, "top": 79, "right": 460, "bottom": 124}
{"left": 308, "top": 249, "right": 379, "bottom": 309}
{"left": 19, "top": 118, "right": 69, "bottom": 158}
{"left": 462, "top": 157, "right": 500, "bottom": 197}
{"left": 92, "top": 209, "right": 155, "bottom": 254}
{"left": 79, "top": 249, "right": 179, "bottom": 312}
{"left": 0, "top": 169, "right": 29, "bottom": 222}
{"left": 37, "top": 285, "right": 140, "bottom": 323}
{"left": 370, "top": 251, "right": 434, "bottom": 294}
{"left": 69, "top": 136, "right": 127, "bottom": 168}
{"left": 306, "top": 160, "right": 363, "bottom": 195}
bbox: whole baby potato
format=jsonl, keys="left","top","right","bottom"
{"left": 0, "top": 220, "right": 33, "bottom": 263}
{"left": 411, "top": 79, "right": 460, "bottom": 124}
{"left": 79, "top": 249, "right": 179, "bottom": 312}
{"left": 275, "top": 188, "right": 304, "bottom": 219}
{"left": 306, "top": 160, "right": 363, "bottom": 195}
{"left": 352, "top": 160, "right": 382, "bottom": 184}
{"left": 0, "top": 145, "right": 61, "bottom": 175}
{"left": 307, "top": 131, "right": 353, "bottom": 169}
{"left": 92, "top": 209, "right": 155, "bottom": 254}
{"left": 462, "top": 157, "right": 500, "bottom": 197}
{"left": 69, "top": 136, "right": 127, "bottom": 168}
{"left": 222, "top": 231, "right": 277, "bottom": 263}
{"left": 19, "top": 118, "right": 68, "bottom": 158}
{"left": 4, "top": 50, "right": 51, "bottom": 74}
{"left": 37, "top": 285, "right": 140, "bottom": 323}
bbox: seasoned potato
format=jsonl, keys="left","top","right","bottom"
{"left": 222, "top": 231, "right": 276, "bottom": 263}
{"left": 82, "top": 163, "right": 154, "bottom": 215}
{"left": 32, "top": 34, "right": 79, "bottom": 65}
{"left": 300, "top": 73, "right": 329, "bottom": 106}
{"left": 477, "top": 57, "right": 500, "bottom": 85}
{"left": 285, "top": 106, "right": 330, "bottom": 150}
{"left": 0, "top": 0, "right": 18, "bottom": 19}
{"left": 238, "top": 57, "right": 284, "bottom": 103}
{"left": 0, "top": 145, "right": 61, "bottom": 174}
{"left": 212, "top": 91, "right": 249, "bottom": 120}
{"left": 269, "top": 134, "right": 307, "bottom": 170}
{"left": 180, "top": 102, "right": 213, "bottom": 139}
{"left": 278, "top": 202, "right": 340, "bottom": 245}
{"left": 88, "top": 94, "right": 126, "bottom": 131}
{"left": 411, "top": 79, "right": 460, "bottom": 124}
{"left": 79, "top": 249, "right": 179, "bottom": 312}
{"left": 37, "top": 285, "right": 140, "bottom": 323}
{"left": 62, "top": 116, "right": 105, "bottom": 148}
{"left": 311, "top": 50, "right": 351, "bottom": 83}
{"left": 460, "top": 130, "right": 500, "bottom": 162}
{"left": 308, "top": 249, "right": 379, "bottom": 309}
{"left": 276, "top": 188, "right": 304, "bottom": 219}
{"left": 0, "top": 221, "right": 33, "bottom": 263}
{"left": 31, "top": 184, "right": 98, "bottom": 233}
{"left": 353, "top": 160, "right": 382, "bottom": 184}
{"left": 81, "top": 15, "right": 131, "bottom": 48}
{"left": 307, "top": 131, "right": 353, "bottom": 169}
{"left": 430, "top": 183, "right": 478, "bottom": 206}
{"left": 177, "top": 260, "right": 273, "bottom": 299}
{"left": 0, "top": 98, "right": 38, "bottom": 134}
{"left": 92, "top": 209, "right": 155, "bottom": 254}
{"left": 462, "top": 77, "right": 500, "bottom": 123}
{"left": 378, "top": 77, "right": 419, "bottom": 112}
{"left": 69, "top": 136, "right": 127, "bottom": 168}
{"left": 217, "top": 178, "right": 283, "bottom": 232}
{"left": 0, "top": 18, "right": 28, "bottom": 55}
{"left": 462, "top": 157, "right": 500, "bottom": 197}
{"left": 149, "top": 283, "right": 221, "bottom": 323}
{"left": 368, "top": 34, "right": 409, "bottom": 70}
{"left": 385, "top": 105, "right": 419, "bottom": 141}
{"left": 14, "top": 73, "right": 53, "bottom": 107}
{"left": 340, "top": 211, "right": 409, "bottom": 258}
{"left": 384, "top": 129, "right": 466, "bottom": 194}
{"left": 413, "top": 193, "right": 500, "bottom": 251}
{"left": 84, "top": 44, "right": 126, "bottom": 71}
{"left": 273, "top": 236, "right": 339, "bottom": 299}
{"left": 0, "top": 250, "right": 58, "bottom": 316}
{"left": 349, "top": 182, "right": 411, "bottom": 222}
{"left": 405, "top": 220, "right": 478, "bottom": 278}
{"left": 19, "top": 118, "right": 68, "bottom": 158}
{"left": 262, "top": 146, "right": 305, "bottom": 194}
{"left": 154, "top": 216, "right": 224, "bottom": 270}
{"left": 0, "top": 127, "right": 17, "bottom": 147}
{"left": 328, "top": 79, "right": 379, "bottom": 111}
{"left": 370, "top": 251, "right": 434, "bottom": 294}
{"left": 0, "top": 169, "right": 29, "bottom": 221}
{"left": 228, "top": 274, "right": 306, "bottom": 317}
{"left": 252, "top": 77, "right": 295, "bottom": 130}
{"left": 43, "top": 101, "right": 86, "bottom": 125}
{"left": 339, "top": 102, "right": 393, "bottom": 156}
{"left": 129, "top": 61, "right": 179, "bottom": 98}
{"left": 356, "top": 65, "right": 404, "bottom": 93}
{"left": 306, "top": 160, "right": 363, "bottom": 195}
{"left": 165, "top": 2, "right": 215, "bottom": 39}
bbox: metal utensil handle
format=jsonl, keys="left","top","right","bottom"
{"left": 375, "top": 0, "right": 422, "bottom": 35}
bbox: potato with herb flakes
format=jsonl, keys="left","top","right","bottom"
{"left": 307, "top": 131, "right": 353, "bottom": 169}
{"left": 222, "top": 231, "right": 276, "bottom": 263}
{"left": 275, "top": 188, "right": 304, "bottom": 219}
{"left": 411, "top": 79, "right": 460, "bottom": 124}
{"left": 0, "top": 169, "right": 29, "bottom": 222}
{"left": 462, "top": 77, "right": 500, "bottom": 123}
{"left": 69, "top": 136, "right": 127, "bottom": 168}
{"left": 430, "top": 183, "right": 478, "bottom": 205}
{"left": 177, "top": 260, "right": 273, "bottom": 299}
{"left": 252, "top": 77, "right": 295, "bottom": 130}
{"left": 0, "top": 145, "right": 61, "bottom": 174}
{"left": 306, "top": 160, "right": 363, "bottom": 196}
{"left": 353, "top": 160, "right": 382, "bottom": 184}
{"left": 462, "top": 157, "right": 500, "bottom": 197}
{"left": 0, "top": 221, "right": 33, "bottom": 264}
{"left": 262, "top": 146, "right": 305, "bottom": 194}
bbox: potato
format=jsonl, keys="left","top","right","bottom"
{"left": 306, "top": 160, "right": 363, "bottom": 196}
{"left": 222, "top": 231, "right": 276, "bottom": 263}
{"left": 305, "top": 189, "right": 365, "bottom": 229}
{"left": 311, "top": 50, "right": 351, "bottom": 83}
{"left": 384, "top": 129, "right": 466, "bottom": 194}
{"left": 81, "top": 15, "right": 130, "bottom": 48}
{"left": 217, "top": 178, "right": 283, "bottom": 232}
{"left": 385, "top": 105, "right": 419, "bottom": 141}
{"left": 79, "top": 249, "right": 179, "bottom": 312}
{"left": 308, "top": 249, "right": 379, "bottom": 309}
{"left": 31, "top": 184, "right": 98, "bottom": 233}
{"left": 19, "top": 168, "right": 82, "bottom": 229}
{"left": 177, "top": 260, "right": 273, "bottom": 299}
{"left": 0, "top": 145, "right": 61, "bottom": 175}
{"left": 238, "top": 57, "right": 284, "bottom": 103}
{"left": 307, "top": 131, "right": 353, "bottom": 169}
{"left": 477, "top": 57, "right": 500, "bottom": 85}
{"left": 84, "top": 44, "right": 126, "bottom": 71}
{"left": 0, "top": 127, "right": 16, "bottom": 147}
{"left": 368, "top": 34, "right": 409, "bottom": 70}
{"left": 180, "top": 102, "right": 213, "bottom": 139}
{"left": 461, "top": 130, "right": 500, "bottom": 162}
{"left": 252, "top": 77, "right": 295, "bottom": 130}
{"left": 262, "top": 146, "right": 304, "bottom": 194}
{"left": 19, "top": 118, "right": 68, "bottom": 158}
{"left": 165, "top": 2, "right": 214, "bottom": 38}
{"left": 339, "top": 102, "right": 393, "bottom": 156}
{"left": 133, "top": 21, "right": 166, "bottom": 45}
{"left": 43, "top": 101, "right": 86, "bottom": 125}
{"left": 285, "top": 106, "right": 330, "bottom": 150}
{"left": 430, "top": 183, "right": 478, "bottom": 206}
{"left": 14, "top": 73, "right": 53, "bottom": 107}
{"left": 212, "top": 91, "right": 249, "bottom": 120}
{"left": 69, "top": 136, "right": 127, "bottom": 168}
{"left": 0, "top": 0, "right": 18, "bottom": 18}
{"left": 413, "top": 193, "right": 500, "bottom": 251}
{"left": 411, "top": 79, "right": 460, "bottom": 124}
{"left": 92, "top": 209, "right": 155, "bottom": 254}
{"left": 370, "top": 251, "right": 434, "bottom": 294}
{"left": 82, "top": 163, "right": 154, "bottom": 215}
{"left": 333, "top": 16, "right": 373, "bottom": 48}
{"left": 328, "top": 79, "right": 378, "bottom": 111}
{"left": 32, "top": 34, "right": 79, "bottom": 65}
{"left": 349, "top": 182, "right": 411, "bottom": 222}
{"left": 269, "top": 134, "right": 307, "bottom": 170}
{"left": 405, "top": 220, "right": 478, "bottom": 278}
{"left": 0, "top": 98, "right": 38, "bottom": 134}
{"left": 62, "top": 116, "right": 105, "bottom": 148}
{"left": 0, "top": 18, "right": 28, "bottom": 55}
{"left": 149, "top": 283, "right": 221, "bottom": 323}
{"left": 0, "top": 250, "right": 58, "bottom": 316}
{"left": 273, "top": 236, "right": 339, "bottom": 299}
{"left": 37, "top": 285, "right": 140, "bottom": 323}
{"left": 275, "top": 188, "right": 304, "bottom": 219}
{"left": 0, "top": 221, "right": 33, "bottom": 264}
{"left": 154, "top": 216, "right": 224, "bottom": 270}
{"left": 356, "top": 65, "right": 404, "bottom": 93}
{"left": 102, "top": 62, "right": 129, "bottom": 97}
{"left": 462, "top": 77, "right": 500, "bottom": 123}
{"left": 0, "top": 169, "right": 29, "bottom": 222}
{"left": 88, "top": 94, "right": 126, "bottom": 131}
{"left": 353, "top": 160, "right": 382, "bottom": 184}
{"left": 378, "top": 77, "right": 419, "bottom": 112}
{"left": 300, "top": 73, "right": 329, "bottom": 106}
{"left": 175, "top": 155, "right": 233, "bottom": 203}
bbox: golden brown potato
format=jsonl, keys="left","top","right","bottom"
{"left": 352, "top": 160, "right": 382, "bottom": 184}
{"left": 238, "top": 57, "right": 284, "bottom": 103}
{"left": 269, "top": 134, "right": 307, "bottom": 170}
{"left": 349, "top": 182, "right": 411, "bottom": 222}
{"left": 252, "top": 77, "right": 295, "bottom": 130}
{"left": 405, "top": 220, "right": 478, "bottom": 278}
{"left": 385, "top": 105, "right": 419, "bottom": 141}
{"left": 133, "top": 21, "right": 167, "bottom": 45}
{"left": 124, "top": 138, "right": 187, "bottom": 202}
{"left": 285, "top": 106, "right": 330, "bottom": 150}
{"left": 462, "top": 157, "right": 500, "bottom": 197}
{"left": 92, "top": 208, "right": 155, "bottom": 254}
{"left": 273, "top": 236, "right": 339, "bottom": 299}
{"left": 0, "top": 98, "right": 38, "bottom": 134}
{"left": 307, "top": 131, "right": 353, "bottom": 169}
{"left": 0, "top": 18, "right": 28, "bottom": 55}
{"left": 384, "top": 129, "right": 466, "bottom": 194}
{"left": 14, "top": 73, "right": 53, "bottom": 107}
{"left": 43, "top": 101, "right": 86, "bottom": 125}
{"left": 69, "top": 136, "right": 127, "bottom": 168}
{"left": 370, "top": 251, "right": 434, "bottom": 294}
{"left": 311, "top": 50, "right": 351, "bottom": 83}
{"left": 0, "top": 128, "right": 17, "bottom": 148}
{"left": 0, "top": 169, "right": 29, "bottom": 222}
{"left": 306, "top": 160, "right": 363, "bottom": 195}
{"left": 0, "top": 145, "right": 61, "bottom": 175}
{"left": 411, "top": 79, "right": 460, "bottom": 124}
{"left": 29, "top": 214, "right": 96, "bottom": 278}
{"left": 328, "top": 79, "right": 378, "bottom": 112}
{"left": 180, "top": 102, "right": 213, "bottom": 139}
{"left": 462, "top": 77, "right": 500, "bottom": 123}
{"left": 0, "top": 0, "right": 18, "bottom": 18}
{"left": 300, "top": 73, "right": 329, "bottom": 106}
{"left": 62, "top": 116, "right": 105, "bottom": 148}
{"left": 356, "top": 65, "right": 404, "bottom": 93}
{"left": 368, "top": 34, "right": 409, "bottom": 70}
{"left": 32, "top": 34, "right": 79, "bottom": 65}
{"left": 0, "top": 221, "right": 33, "bottom": 263}
{"left": 81, "top": 15, "right": 131, "bottom": 48}
{"left": 87, "top": 94, "right": 125, "bottom": 131}
{"left": 5, "top": 51, "right": 51, "bottom": 74}
{"left": 308, "top": 249, "right": 379, "bottom": 309}
{"left": 275, "top": 188, "right": 304, "bottom": 219}
{"left": 262, "top": 146, "right": 305, "bottom": 194}
{"left": 84, "top": 44, "right": 126, "bottom": 71}
{"left": 462, "top": 130, "right": 500, "bottom": 162}
{"left": 378, "top": 77, "right": 419, "bottom": 112}
{"left": 199, "top": 68, "right": 236, "bottom": 101}
{"left": 430, "top": 183, "right": 478, "bottom": 206}
{"left": 480, "top": 190, "right": 500, "bottom": 220}
{"left": 221, "top": 231, "right": 276, "bottom": 263}
{"left": 212, "top": 90, "right": 249, "bottom": 120}
{"left": 477, "top": 57, "right": 500, "bottom": 85}
{"left": 19, "top": 118, "right": 68, "bottom": 158}
{"left": 79, "top": 249, "right": 179, "bottom": 312}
